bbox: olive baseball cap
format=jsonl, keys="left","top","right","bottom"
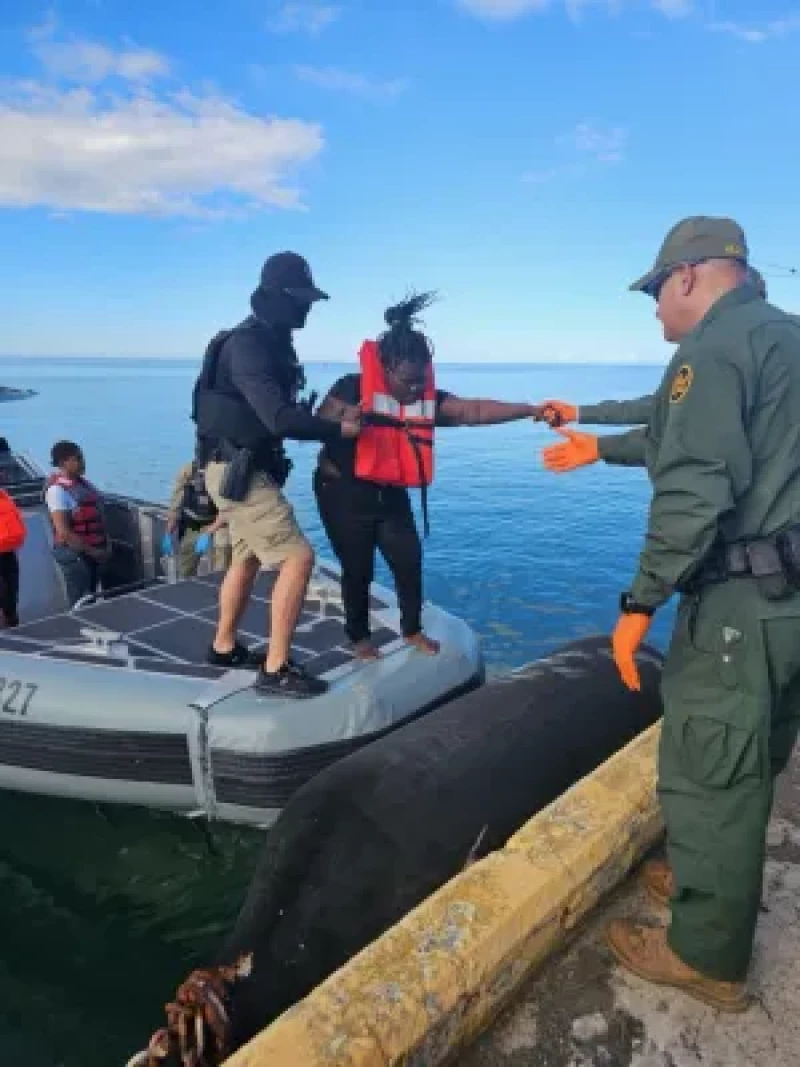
{"left": 629, "top": 216, "right": 748, "bottom": 294}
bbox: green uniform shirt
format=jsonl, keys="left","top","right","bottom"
{"left": 579, "top": 396, "right": 653, "bottom": 467}
{"left": 598, "top": 427, "right": 648, "bottom": 467}
{"left": 579, "top": 395, "right": 654, "bottom": 426}
{"left": 629, "top": 288, "right": 800, "bottom": 610}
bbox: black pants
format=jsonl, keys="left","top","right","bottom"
{"left": 0, "top": 552, "right": 19, "bottom": 626}
{"left": 314, "top": 471, "right": 423, "bottom": 643}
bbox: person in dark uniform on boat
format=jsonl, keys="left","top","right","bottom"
{"left": 165, "top": 459, "right": 230, "bottom": 578}
{"left": 193, "top": 251, "right": 361, "bottom": 699}
{"left": 314, "top": 292, "right": 544, "bottom": 660}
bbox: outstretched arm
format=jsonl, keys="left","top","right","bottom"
{"left": 543, "top": 394, "right": 654, "bottom": 427}
{"left": 598, "top": 427, "right": 647, "bottom": 467}
{"left": 437, "top": 395, "right": 541, "bottom": 427}
{"left": 542, "top": 426, "right": 647, "bottom": 473}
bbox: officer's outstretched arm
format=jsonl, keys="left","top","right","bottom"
{"left": 542, "top": 426, "right": 647, "bottom": 472}
{"left": 628, "top": 351, "right": 752, "bottom": 611}
{"left": 542, "top": 394, "right": 654, "bottom": 427}
{"left": 598, "top": 427, "right": 647, "bottom": 467}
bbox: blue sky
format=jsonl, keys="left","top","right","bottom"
{"left": 1, "top": 1, "right": 799, "bottom": 362}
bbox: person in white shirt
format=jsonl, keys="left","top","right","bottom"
{"left": 45, "top": 440, "right": 111, "bottom": 606}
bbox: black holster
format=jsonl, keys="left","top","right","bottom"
{"left": 683, "top": 524, "right": 800, "bottom": 601}
{"left": 777, "top": 524, "right": 800, "bottom": 590}
{"left": 218, "top": 445, "right": 255, "bottom": 502}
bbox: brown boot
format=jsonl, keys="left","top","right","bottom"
{"left": 606, "top": 920, "right": 749, "bottom": 1013}
{"left": 641, "top": 858, "right": 674, "bottom": 908}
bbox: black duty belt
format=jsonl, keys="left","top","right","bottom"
{"left": 683, "top": 523, "right": 800, "bottom": 600}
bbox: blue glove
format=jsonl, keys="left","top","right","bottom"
{"left": 161, "top": 532, "right": 174, "bottom": 556}
{"left": 194, "top": 532, "right": 212, "bottom": 555}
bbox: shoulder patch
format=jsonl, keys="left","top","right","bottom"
{"left": 669, "top": 364, "right": 693, "bottom": 404}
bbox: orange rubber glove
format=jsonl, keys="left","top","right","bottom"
{"left": 542, "top": 400, "right": 578, "bottom": 427}
{"left": 542, "top": 427, "right": 599, "bottom": 473}
{"left": 612, "top": 613, "right": 653, "bottom": 692}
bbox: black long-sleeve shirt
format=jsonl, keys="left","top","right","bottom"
{"left": 215, "top": 322, "right": 341, "bottom": 443}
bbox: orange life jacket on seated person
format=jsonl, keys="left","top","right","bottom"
{"left": 46, "top": 474, "right": 107, "bottom": 548}
{"left": 0, "top": 490, "right": 26, "bottom": 553}
{"left": 354, "top": 340, "right": 435, "bottom": 489}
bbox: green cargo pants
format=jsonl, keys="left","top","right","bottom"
{"left": 658, "top": 579, "right": 800, "bottom": 982}
{"left": 176, "top": 527, "right": 231, "bottom": 579}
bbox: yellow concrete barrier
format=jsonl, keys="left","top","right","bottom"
{"left": 225, "top": 723, "right": 663, "bottom": 1067}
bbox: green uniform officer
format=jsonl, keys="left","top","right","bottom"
{"left": 539, "top": 268, "right": 800, "bottom": 475}
{"left": 589, "top": 218, "right": 800, "bottom": 1010}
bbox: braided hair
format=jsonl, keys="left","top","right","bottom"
{"left": 377, "top": 291, "right": 437, "bottom": 371}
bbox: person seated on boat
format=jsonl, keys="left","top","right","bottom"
{"left": 165, "top": 459, "right": 230, "bottom": 578}
{"left": 45, "top": 440, "right": 111, "bottom": 606}
{"left": 313, "top": 291, "right": 544, "bottom": 660}
{"left": 0, "top": 441, "right": 26, "bottom": 627}
{"left": 193, "top": 251, "right": 361, "bottom": 698}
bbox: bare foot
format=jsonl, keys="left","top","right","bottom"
{"left": 351, "top": 639, "right": 382, "bottom": 661}
{"left": 405, "top": 632, "right": 440, "bottom": 655}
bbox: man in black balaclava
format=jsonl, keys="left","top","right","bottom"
{"left": 193, "top": 252, "right": 360, "bottom": 699}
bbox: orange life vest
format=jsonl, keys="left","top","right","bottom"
{"left": 354, "top": 340, "right": 435, "bottom": 489}
{"left": 46, "top": 474, "right": 107, "bottom": 548}
{"left": 0, "top": 490, "right": 26, "bottom": 553}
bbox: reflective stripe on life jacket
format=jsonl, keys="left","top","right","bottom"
{"left": 354, "top": 340, "right": 435, "bottom": 489}
{"left": 45, "top": 474, "right": 107, "bottom": 548}
{"left": 0, "top": 490, "right": 26, "bottom": 553}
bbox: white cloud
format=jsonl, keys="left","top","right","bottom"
{"left": 293, "top": 65, "right": 408, "bottom": 100}
{"left": 456, "top": 0, "right": 691, "bottom": 19}
{"left": 572, "top": 121, "right": 628, "bottom": 162}
{"left": 28, "top": 11, "right": 170, "bottom": 82}
{"left": 33, "top": 37, "right": 170, "bottom": 83}
{"left": 524, "top": 121, "right": 626, "bottom": 183}
{"left": 455, "top": 0, "right": 550, "bottom": 18}
{"left": 0, "top": 25, "right": 324, "bottom": 217}
{"left": 708, "top": 15, "right": 800, "bottom": 43}
{"left": 267, "top": 3, "right": 341, "bottom": 35}
{"left": 651, "top": 0, "right": 693, "bottom": 16}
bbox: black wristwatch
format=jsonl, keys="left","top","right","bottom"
{"left": 619, "top": 592, "right": 655, "bottom": 617}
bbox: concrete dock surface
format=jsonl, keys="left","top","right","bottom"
{"left": 461, "top": 745, "right": 800, "bottom": 1067}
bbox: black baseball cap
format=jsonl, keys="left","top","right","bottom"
{"left": 259, "top": 251, "right": 328, "bottom": 303}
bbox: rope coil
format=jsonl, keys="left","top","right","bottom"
{"left": 124, "top": 953, "right": 253, "bottom": 1067}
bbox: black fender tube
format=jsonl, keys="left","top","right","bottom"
{"left": 214, "top": 634, "right": 663, "bottom": 1052}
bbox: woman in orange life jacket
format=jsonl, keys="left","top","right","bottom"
{"left": 45, "top": 440, "right": 111, "bottom": 606}
{"left": 313, "top": 292, "right": 544, "bottom": 660}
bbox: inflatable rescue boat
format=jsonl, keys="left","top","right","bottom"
{"left": 0, "top": 451, "right": 483, "bottom": 827}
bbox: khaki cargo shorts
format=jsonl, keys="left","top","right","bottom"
{"left": 204, "top": 461, "right": 310, "bottom": 569}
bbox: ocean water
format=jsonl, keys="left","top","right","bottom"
{"left": 0, "top": 356, "right": 674, "bottom": 1065}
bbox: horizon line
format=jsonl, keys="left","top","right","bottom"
{"left": 0, "top": 354, "right": 669, "bottom": 366}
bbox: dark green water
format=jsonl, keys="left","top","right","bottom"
{"left": 0, "top": 792, "right": 263, "bottom": 1066}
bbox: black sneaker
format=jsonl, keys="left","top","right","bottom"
{"left": 254, "top": 659, "right": 328, "bottom": 699}
{"left": 206, "top": 642, "right": 264, "bottom": 669}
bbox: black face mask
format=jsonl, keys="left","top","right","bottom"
{"left": 286, "top": 294, "right": 312, "bottom": 330}
{"left": 250, "top": 288, "right": 312, "bottom": 331}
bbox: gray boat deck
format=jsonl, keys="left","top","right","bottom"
{"left": 0, "top": 569, "right": 401, "bottom": 682}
